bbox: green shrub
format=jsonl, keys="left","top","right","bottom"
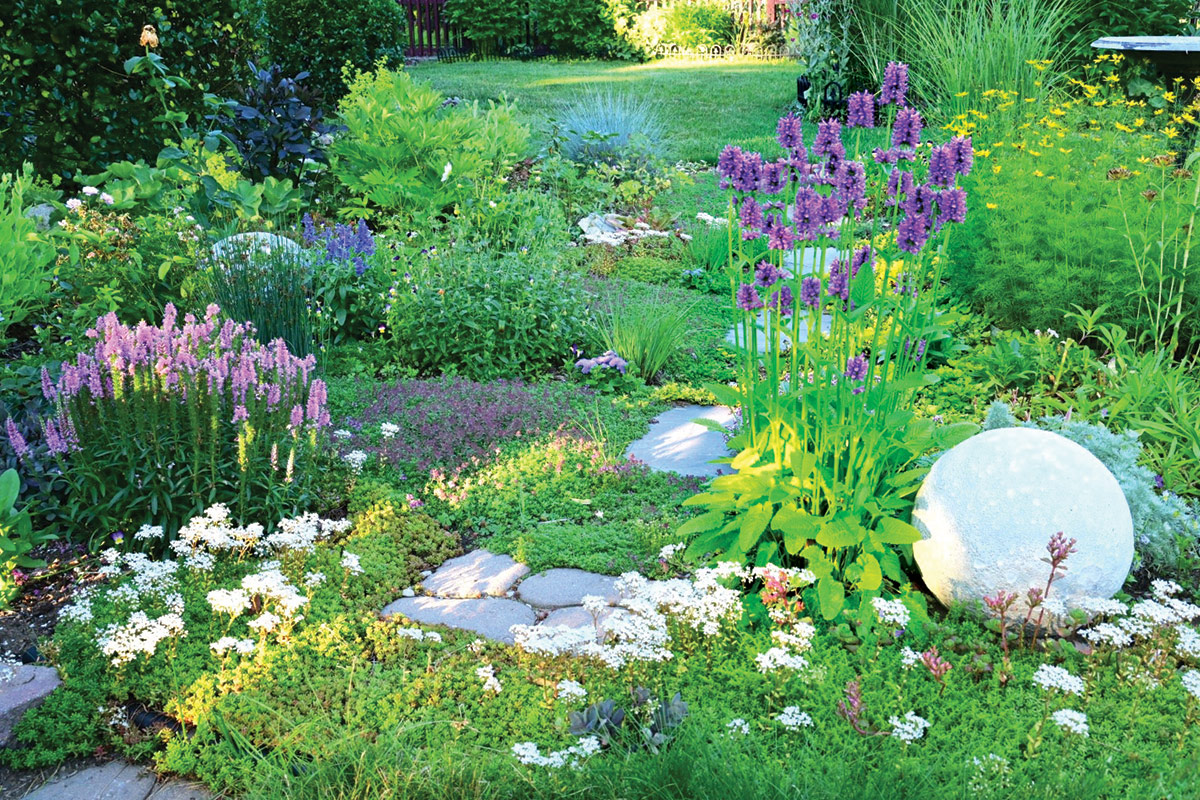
{"left": 442, "top": 0, "right": 527, "bottom": 56}
{"left": 449, "top": 185, "right": 570, "bottom": 258}
{"left": 264, "top": 0, "right": 406, "bottom": 103}
{"left": 0, "top": 0, "right": 262, "bottom": 179}
{"left": 0, "top": 166, "right": 55, "bottom": 345}
{"left": 329, "top": 67, "right": 530, "bottom": 223}
{"left": 592, "top": 287, "right": 694, "bottom": 384}
{"left": 557, "top": 88, "right": 666, "bottom": 167}
{"left": 527, "top": 0, "right": 640, "bottom": 59}
{"left": 661, "top": 1, "right": 736, "bottom": 48}
{"left": 612, "top": 255, "right": 682, "bottom": 285}
{"left": 386, "top": 251, "right": 589, "bottom": 380}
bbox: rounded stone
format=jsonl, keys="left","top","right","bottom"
{"left": 517, "top": 569, "right": 620, "bottom": 609}
{"left": 912, "top": 428, "right": 1134, "bottom": 610}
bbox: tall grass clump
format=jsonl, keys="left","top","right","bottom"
{"left": 593, "top": 288, "right": 693, "bottom": 383}
{"left": 857, "top": 0, "right": 1081, "bottom": 122}
{"left": 558, "top": 87, "right": 668, "bottom": 165}
{"left": 209, "top": 233, "right": 314, "bottom": 358}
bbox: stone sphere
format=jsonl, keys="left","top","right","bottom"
{"left": 912, "top": 427, "right": 1133, "bottom": 610}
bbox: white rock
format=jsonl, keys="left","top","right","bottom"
{"left": 912, "top": 428, "right": 1133, "bottom": 611}
{"left": 401, "top": 587, "right": 416, "bottom": 598}
{"left": 211, "top": 232, "right": 303, "bottom": 265}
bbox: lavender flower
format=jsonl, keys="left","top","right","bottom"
{"left": 733, "top": 151, "right": 763, "bottom": 193}
{"left": 844, "top": 355, "right": 869, "bottom": 381}
{"left": 891, "top": 107, "right": 923, "bottom": 149}
{"left": 737, "top": 283, "right": 764, "bottom": 311}
{"left": 800, "top": 276, "right": 822, "bottom": 308}
{"left": 847, "top": 91, "right": 875, "bottom": 128}
{"left": 949, "top": 136, "right": 974, "bottom": 177}
{"left": 850, "top": 245, "right": 873, "bottom": 277}
{"left": 827, "top": 260, "right": 849, "bottom": 301}
{"left": 886, "top": 170, "right": 915, "bottom": 204}
{"left": 896, "top": 213, "right": 930, "bottom": 254}
{"left": 812, "top": 119, "right": 845, "bottom": 166}
{"left": 717, "top": 145, "right": 744, "bottom": 187}
{"left": 927, "top": 142, "right": 957, "bottom": 188}
{"left": 739, "top": 197, "right": 765, "bottom": 239}
{"left": 760, "top": 160, "right": 791, "bottom": 195}
{"left": 4, "top": 418, "right": 29, "bottom": 459}
{"left": 880, "top": 62, "right": 909, "bottom": 106}
{"left": 937, "top": 187, "right": 967, "bottom": 227}
{"left": 770, "top": 285, "right": 794, "bottom": 314}
{"left": 873, "top": 147, "right": 899, "bottom": 165}
{"left": 776, "top": 113, "right": 804, "bottom": 151}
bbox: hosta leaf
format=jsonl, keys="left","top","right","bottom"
{"left": 738, "top": 503, "right": 774, "bottom": 552}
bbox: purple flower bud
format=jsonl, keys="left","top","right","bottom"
{"left": 754, "top": 260, "right": 785, "bottom": 288}
{"left": 800, "top": 276, "right": 822, "bottom": 308}
{"left": 739, "top": 197, "right": 765, "bottom": 239}
{"left": 950, "top": 136, "right": 974, "bottom": 177}
{"left": 844, "top": 355, "right": 869, "bottom": 382}
{"left": 897, "top": 213, "right": 931, "bottom": 254}
{"left": 937, "top": 187, "right": 967, "bottom": 227}
{"left": 813, "top": 119, "right": 845, "bottom": 165}
{"left": 5, "top": 418, "right": 29, "bottom": 459}
{"left": 768, "top": 285, "right": 794, "bottom": 315}
{"left": 927, "top": 142, "right": 957, "bottom": 188}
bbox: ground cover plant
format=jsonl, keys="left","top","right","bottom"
{"left": 4, "top": 11, "right": 1200, "bottom": 799}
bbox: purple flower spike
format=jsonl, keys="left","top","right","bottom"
{"left": 950, "top": 136, "right": 974, "bottom": 177}
{"left": 844, "top": 355, "right": 869, "bottom": 382}
{"left": 769, "top": 285, "right": 794, "bottom": 315}
{"left": 897, "top": 213, "right": 930, "bottom": 254}
{"left": 847, "top": 91, "right": 876, "bottom": 128}
{"left": 754, "top": 260, "right": 785, "bottom": 288}
{"left": 891, "top": 107, "right": 923, "bottom": 149}
{"left": 776, "top": 113, "right": 804, "bottom": 151}
{"left": 927, "top": 143, "right": 957, "bottom": 188}
{"left": 813, "top": 119, "right": 845, "bottom": 165}
{"left": 880, "top": 62, "right": 910, "bottom": 106}
{"left": 800, "top": 276, "right": 821, "bottom": 308}
{"left": 736, "top": 283, "right": 764, "bottom": 311}
{"left": 5, "top": 418, "right": 29, "bottom": 459}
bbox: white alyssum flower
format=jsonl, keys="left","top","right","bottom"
{"left": 1075, "top": 596, "right": 1126, "bottom": 617}
{"left": 755, "top": 647, "right": 808, "bottom": 673}
{"left": 1182, "top": 670, "right": 1200, "bottom": 700}
{"left": 1177, "top": 626, "right": 1200, "bottom": 659}
{"left": 1041, "top": 597, "right": 1067, "bottom": 617}
{"left": 556, "top": 679, "right": 587, "bottom": 702}
{"left": 97, "top": 611, "right": 186, "bottom": 666}
{"left": 134, "top": 524, "right": 164, "bottom": 541}
{"left": 259, "top": 513, "right": 351, "bottom": 555}
{"left": 1050, "top": 709, "right": 1089, "bottom": 736}
{"left": 900, "top": 646, "right": 922, "bottom": 669}
{"left": 341, "top": 552, "right": 364, "bottom": 575}
{"left": 59, "top": 593, "right": 95, "bottom": 625}
{"left": 1080, "top": 623, "right": 1133, "bottom": 649}
{"left": 1152, "top": 579, "right": 1183, "bottom": 601}
{"left": 304, "top": 571, "right": 327, "bottom": 588}
{"left": 777, "top": 706, "right": 813, "bottom": 730}
{"left": 889, "top": 711, "right": 930, "bottom": 742}
{"left": 581, "top": 595, "right": 608, "bottom": 617}
{"left": 242, "top": 568, "right": 308, "bottom": 616}
{"left": 333, "top": 429, "right": 353, "bottom": 440}
{"left": 395, "top": 627, "right": 442, "bottom": 643}
{"left": 210, "top": 637, "right": 256, "bottom": 655}
{"left": 1032, "top": 664, "right": 1084, "bottom": 696}
{"left": 872, "top": 597, "right": 910, "bottom": 628}
{"left": 343, "top": 450, "right": 369, "bottom": 472}
{"left": 247, "top": 611, "right": 282, "bottom": 634}
{"left": 207, "top": 588, "right": 251, "bottom": 617}
{"left": 477, "top": 664, "right": 502, "bottom": 694}
{"left": 658, "top": 542, "right": 686, "bottom": 560}
{"left": 380, "top": 422, "right": 400, "bottom": 439}
{"left": 511, "top": 736, "right": 600, "bottom": 769}
{"left": 726, "top": 718, "right": 750, "bottom": 736}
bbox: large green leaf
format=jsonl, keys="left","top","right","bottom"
{"left": 0, "top": 470, "right": 18, "bottom": 513}
{"left": 857, "top": 553, "right": 883, "bottom": 591}
{"left": 816, "top": 514, "right": 866, "bottom": 548}
{"left": 738, "top": 503, "right": 774, "bottom": 552}
{"left": 874, "top": 517, "right": 923, "bottom": 545}
{"left": 817, "top": 577, "right": 845, "bottom": 619}
{"left": 676, "top": 510, "right": 729, "bottom": 538}
{"left": 772, "top": 504, "right": 820, "bottom": 554}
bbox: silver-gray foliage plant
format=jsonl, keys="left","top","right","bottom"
{"left": 982, "top": 401, "right": 1199, "bottom": 574}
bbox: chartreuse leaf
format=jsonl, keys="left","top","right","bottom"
{"left": 676, "top": 510, "right": 728, "bottom": 538}
{"left": 817, "top": 577, "right": 845, "bottom": 619}
{"left": 772, "top": 503, "right": 820, "bottom": 554}
{"left": 874, "top": 516, "right": 923, "bottom": 545}
{"left": 857, "top": 553, "right": 883, "bottom": 591}
{"left": 703, "top": 382, "right": 744, "bottom": 408}
{"left": 816, "top": 514, "right": 866, "bottom": 548}
{"left": 0, "top": 470, "right": 18, "bottom": 512}
{"left": 738, "top": 503, "right": 774, "bottom": 552}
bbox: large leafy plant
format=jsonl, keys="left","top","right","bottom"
{"left": 0, "top": 468, "right": 51, "bottom": 607}
{"left": 329, "top": 67, "right": 530, "bottom": 222}
{"left": 680, "top": 65, "right": 977, "bottom": 620}
{"left": 0, "top": 165, "right": 55, "bottom": 346}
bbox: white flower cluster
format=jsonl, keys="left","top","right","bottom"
{"left": 726, "top": 718, "right": 750, "bottom": 736}
{"left": 343, "top": 450, "right": 369, "bottom": 472}
{"left": 581, "top": 595, "right": 608, "bottom": 617}
{"left": 1178, "top": 626, "right": 1200, "bottom": 660}
{"left": 210, "top": 637, "right": 255, "bottom": 655}
{"left": 304, "top": 571, "right": 327, "bottom": 588}
{"left": 512, "top": 736, "right": 601, "bottom": 769}
{"left": 242, "top": 567, "right": 309, "bottom": 617}
{"left": 477, "top": 664, "right": 502, "bottom": 694}
{"left": 380, "top": 422, "right": 400, "bottom": 439}
{"left": 1079, "top": 622, "right": 1133, "bottom": 649}
{"left": 1050, "top": 709, "right": 1089, "bottom": 737}
{"left": 657, "top": 542, "right": 686, "bottom": 560}
{"left": 59, "top": 591, "right": 95, "bottom": 625}
{"left": 1182, "top": 670, "right": 1200, "bottom": 701}
{"left": 169, "top": 504, "right": 260, "bottom": 567}
{"left": 207, "top": 588, "right": 250, "bottom": 617}
{"left": 341, "top": 552, "right": 364, "bottom": 575}
{"left": 900, "top": 646, "right": 921, "bottom": 669}
{"left": 97, "top": 550, "right": 180, "bottom": 602}
{"left": 583, "top": 224, "right": 674, "bottom": 248}
{"left": 556, "top": 679, "right": 587, "bottom": 702}
{"left": 889, "top": 711, "right": 930, "bottom": 742}
{"left": 695, "top": 212, "right": 729, "bottom": 227}
{"left": 333, "top": 429, "right": 353, "bottom": 440}
{"left": 249, "top": 611, "right": 282, "bottom": 634}
{"left": 777, "top": 706, "right": 813, "bottom": 730}
{"left": 1074, "top": 585, "right": 1200, "bottom": 649}
{"left": 97, "top": 611, "right": 186, "bottom": 666}
{"left": 134, "top": 524, "right": 164, "bottom": 541}
{"left": 754, "top": 647, "right": 808, "bottom": 673}
{"left": 395, "top": 627, "right": 442, "bottom": 643}
{"left": 1031, "top": 664, "right": 1085, "bottom": 696}
{"left": 259, "top": 514, "right": 351, "bottom": 554}
{"left": 872, "top": 597, "right": 910, "bottom": 629}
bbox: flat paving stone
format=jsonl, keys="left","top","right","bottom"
{"left": 422, "top": 549, "right": 529, "bottom": 598}
{"left": 147, "top": 780, "right": 213, "bottom": 800}
{"left": 725, "top": 311, "right": 832, "bottom": 353}
{"left": 381, "top": 596, "right": 535, "bottom": 644}
{"left": 784, "top": 246, "right": 840, "bottom": 277}
{"left": 624, "top": 404, "right": 736, "bottom": 478}
{"left": 24, "top": 760, "right": 157, "bottom": 800}
{"left": 517, "top": 569, "right": 620, "bottom": 609}
{"left": 541, "top": 605, "right": 629, "bottom": 636}
{"left": 0, "top": 664, "right": 60, "bottom": 746}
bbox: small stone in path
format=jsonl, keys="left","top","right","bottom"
{"left": 422, "top": 549, "right": 529, "bottom": 598}
{"left": 0, "top": 664, "right": 60, "bottom": 746}
{"left": 382, "top": 597, "right": 535, "bottom": 644}
{"left": 23, "top": 761, "right": 157, "bottom": 800}
{"left": 517, "top": 569, "right": 620, "bottom": 609}
{"left": 624, "top": 405, "right": 736, "bottom": 478}
{"left": 540, "top": 605, "right": 629, "bottom": 636}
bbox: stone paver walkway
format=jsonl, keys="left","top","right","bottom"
{"left": 382, "top": 550, "right": 631, "bottom": 645}
{"left": 724, "top": 311, "right": 832, "bottom": 353}
{"left": 623, "top": 404, "right": 736, "bottom": 479}
{"left": 1, "top": 665, "right": 60, "bottom": 747}
{"left": 22, "top": 761, "right": 210, "bottom": 800}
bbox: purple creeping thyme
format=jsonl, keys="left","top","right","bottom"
{"left": 577, "top": 350, "right": 629, "bottom": 375}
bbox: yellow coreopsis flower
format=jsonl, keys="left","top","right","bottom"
{"left": 1163, "top": 127, "right": 1180, "bottom": 139}
{"left": 986, "top": 202, "right": 998, "bottom": 210}
{"left": 993, "top": 163, "right": 1002, "bottom": 174}
{"left": 1134, "top": 118, "right": 1145, "bottom": 127}
{"left": 1115, "top": 122, "right": 1134, "bottom": 133}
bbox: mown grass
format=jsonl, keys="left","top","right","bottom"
{"left": 409, "top": 58, "right": 802, "bottom": 163}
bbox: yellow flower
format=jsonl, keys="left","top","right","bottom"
{"left": 1027, "top": 60, "right": 1048, "bottom": 71}
{"left": 1058, "top": 147, "right": 1073, "bottom": 154}
{"left": 1050, "top": 108, "right": 1066, "bottom": 117}
{"left": 955, "top": 91, "right": 970, "bottom": 97}
{"left": 992, "top": 164, "right": 1002, "bottom": 174}
{"left": 1134, "top": 118, "right": 1145, "bottom": 127}
{"left": 1137, "top": 156, "right": 1151, "bottom": 164}
{"left": 1104, "top": 74, "right": 1121, "bottom": 84}
{"left": 975, "top": 148, "right": 991, "bottom": 157}
{"left": 1164, "top": 91, "right": 1177, "bottom": 103}
{"left": 1163, "top": 126, "right": 1180, "bottom": 139}
{"left": 986, "top": 202, "right": 998, "bottom": 210}
{"left": 1114, "top": 122, "right": 1134, "bottom": 133}
{"left": 1033, "top": 170, "right": 1045, "bottom": 177}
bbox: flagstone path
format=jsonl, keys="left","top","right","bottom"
{"left": 622, "top": 404, "right": 736, "bottom": 479}
{"left": 21, "top": 761, "right": 209, "bottom": 800}
{"left": 382, "top": 551, "right": 633, "bottom": 644}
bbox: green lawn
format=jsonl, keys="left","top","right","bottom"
{"left": 409, "top": 58, "right": 802, "bottom": 163}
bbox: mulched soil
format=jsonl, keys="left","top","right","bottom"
{"left": 0, "top": 543, "right": 92, "bottom": 663}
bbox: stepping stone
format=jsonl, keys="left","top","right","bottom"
{"left": 540, "top": 605, "right": 629, "bottom": 635}
{"left": 0, "top": 664, "right": 60, "bottom": 746}
{"left": 517, "top": 569, "right": 620, "bottom": 609}
{"left": 725, "top": 312, "right": 832, "bottom": 353}
{"left": 624, "top": 404, "right": 736, "bottom": 478}
{"left": 381, "top": 597, "right": 535, "bottom": 644}
{"left": 24, "top": 760, "right": 156, "bottom": 800}
{"left": 784, "top": 246, "right": 840, "bottom": 278}
{"left": 148, "top": 780, "right": 212, "bottom": 799}
{"left": 422, "top": 549, "right": 529, "bottom": 598}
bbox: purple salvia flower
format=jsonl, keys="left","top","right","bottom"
{"left": 5, "top": 418, "right": 29, "bottom": 459}
{"left": 844, "top": 355, "right": 869, "bottom": 382}
{"left": 897, "top": 213, "right": 931, "bottom": 254}
{"left": 834, "top": 161, "right": 867, "bottom": 212}
{"left": 886, "top": 170, "right": 915, "bottom": 204}
{"left": 827, "top": 260, "right": 849, "bottom": 301}
{"left": 793, "top": 187, "right": 823, "bottom": 230}
{"left": 937, "top": 187, "right": 967, "bottom": 227}
{"left": 950, "top": 136, "right": 974, "bottom": 176}
{"left": 880, "top": 62, "right": 909, "bottom": 106}
{"left": 812, "top": 119, "right": 845, "bottom": 165}
{"left": 302, "top": 213, "right": 318, "bottom": 245}
{"left": 290, "top": 404, "right": 305, "bottom": 430}
{"left": 850, "top": 245, "right": 874, "bottom": 278}
{"left": 736, "top": 283, "right": 764, "bottom": 311}
{"left": 764, "top": 213, "right": 795, "bottom": 251}
{"left": 873, "top": 147, "right": 899, "bottom": 166}
{"left": 42, "top": 419, "right": 69, "bottom": 455}
{"left": 800, "top": 276, "right": 822, "bottom": 308}
{"left": 733, "top": 151, "right": 763, "bottom": 193}
{"left": 915, "top": 339, "right": 927, "bottom": 361}
{"left": 903, "top": 183, "right": 940, "bottom": 218}
{"left": 776, "top": 113, "right": 804, "bottom": 151}
{"left": 760, "top": 160, "right": 790, "bottom": 195}
{"left": 41, "top": 367, "right": 56, "bottom": 402}
{"left": 891, "top": 107, "right": 923, "bottom": 149}
{"left": 768, "top": 285, "right": 794, "bottom": 315}
{"left": 718, "top": 144, "right": 744, "bottom": 179}
{"left": 847, "top": 91, "right": 875, "bottom": 128}
{"left": 739, "top": 197, "right": 765, "bottom": 239}
{"left": 927, "top": 143, "right": 957, "bottom": 188}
